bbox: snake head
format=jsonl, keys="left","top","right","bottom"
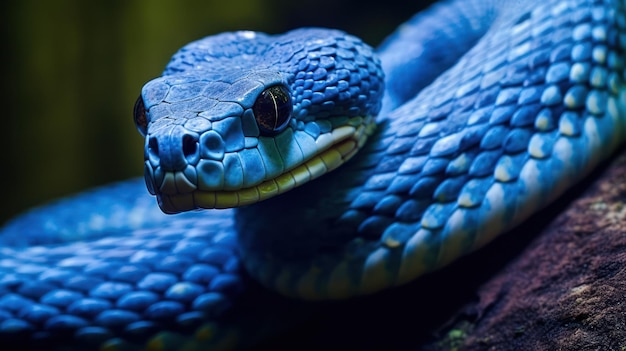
{"left": 133, "top": 29, "right": 384, "bottom": 214}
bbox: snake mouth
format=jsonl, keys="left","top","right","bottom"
{"left": 152, "top": 119, "right": 376, "bottom": 214}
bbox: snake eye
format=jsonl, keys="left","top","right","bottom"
{"left": 252, "top": 85, "right": 293, "bottom": 136}
{"left": 134, "top": 96, "right": 148, "bottom": 137}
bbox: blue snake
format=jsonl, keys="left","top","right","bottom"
{"left": 1, "top": 0, "right": 625, "bottom": 349}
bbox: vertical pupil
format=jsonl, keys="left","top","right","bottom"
{"left": 267, "top": 89, "right": 279, "bottom": 130}
{"left": 272, "top": 86, "right": 291, "bottom": 129}
{"left": 253, "top": 85, "right": 293, "bottom": 135}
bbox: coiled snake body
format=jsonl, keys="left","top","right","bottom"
{"left": 1, "top": 0, "right": 625, "bottom": 349}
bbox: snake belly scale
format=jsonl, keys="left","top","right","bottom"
{"left": 0, "top": 0, "right": 625, "bottom": 349}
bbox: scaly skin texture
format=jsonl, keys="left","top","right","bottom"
{"left": 0, "top": 0, "right": 624, "bottom": 350}
{"left": 236, "top": 0, "right": 626, "bottom": 300}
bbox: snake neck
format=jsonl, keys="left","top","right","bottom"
{"left": 234, "top": 0, "right": 506, "bottom": 298}
{"left": 235, "top": 0, "right": 505, "bottom": 261}
{"left": 235, "top": 126, "right": 386, "bottom": 250}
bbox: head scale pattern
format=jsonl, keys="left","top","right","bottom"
{"left": 135, "top": 28, "right": 385, "bottom": 213}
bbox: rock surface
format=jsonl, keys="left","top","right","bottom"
{"left": 434, "top": 148, "right": 626, "bottom": 350}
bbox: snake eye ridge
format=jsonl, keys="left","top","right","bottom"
{"left": 253, "top": 85, "right": 293, "bottom": 136}
{"left": 134, "top": 96, "right": 148, "bottom": 137}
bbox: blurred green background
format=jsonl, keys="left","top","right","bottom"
{"left": 0, "top": 0, "right": 435, "bottom": 225}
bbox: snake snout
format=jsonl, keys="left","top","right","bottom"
{"left": 146, "top": 127, "right": 200, "bottom": 171}
{"left": 143, "top": 126, "right": 201, "bottom": 202}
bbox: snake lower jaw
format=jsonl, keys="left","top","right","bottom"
{"left": 154, "top": 120, "right": 377, "bottom": 214}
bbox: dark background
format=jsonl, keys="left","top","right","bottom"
{"left": 0, "top": 0, "right": 437, "bottom": 225}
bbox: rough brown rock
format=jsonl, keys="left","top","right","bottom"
{"left": 427, "top": 147, "right": 626, "bottom": 351}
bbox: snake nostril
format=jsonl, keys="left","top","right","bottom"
{"left": 182, "top": 135, "right": 198, "bottom": 157}
{"left": 148, "top": 137, "right": 159, "bottom": 159}
{"left": 147, "top": 131, "right": 199, "bottom": 170}
{"left": 182, "top": 134, "right": 200, "bottom": 165}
